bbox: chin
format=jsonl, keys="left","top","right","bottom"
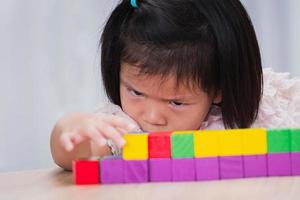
{"left": 140, "top": 126, "right": 170, "bottom": 133}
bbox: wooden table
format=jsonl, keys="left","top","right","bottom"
{"left": 1, "top": 168, "right": 300, "bottom": 200}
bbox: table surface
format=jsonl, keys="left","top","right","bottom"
{"left": 1, "top": 168, "right": 300, "bottom": 200}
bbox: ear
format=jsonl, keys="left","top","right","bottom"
{"left": 212, "top": 90, "right": 222, "bottom": 104}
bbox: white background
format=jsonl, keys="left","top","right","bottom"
{"left": 0, "top": 0, "right": 299, "bottom": 172}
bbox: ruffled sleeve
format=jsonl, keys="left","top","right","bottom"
{"left": 252, "top": 68, "right": 300, "bottom": 128}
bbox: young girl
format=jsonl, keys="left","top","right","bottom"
{"left": 50, "top": 0, "right": 300, "bottom": 170}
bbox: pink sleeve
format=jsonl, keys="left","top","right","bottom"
{"left": 252, "top": 68, "right": 300, "bottom": 128}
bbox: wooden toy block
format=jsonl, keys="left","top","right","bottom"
{"left": 267, "top": 129, "right": 291, "bottom": 153}
{"left": 73, "top": 128, "right": 300, "bottom": 185}
{"left": 219, "top": 129, "right": 243, "bottom": 156}
{"left": 100, "top": 156, "right": 124, "bottom": 184}
{"left": 220, "top": 156, "right": 244, "bottom": 179}
{"left": 148, "top": 131, "right": 171, "bottom": 158}
{"left": 242, "top": 128, "right": 267, "bottom": 155}
{"left": 243, "top": 155, "right": 267, "bottom": 177}
{"left": 172, "top": 158, "right": 196, "bottom": 181}
{"left": 194, "top": 130, "right": 219, "bottom": 157}
{"left": 267, "top": 153, "right": 291, "bottom": 176}
{"left": 123, "top": 134, "right": 148, "bottom": 160}
{"left": 291, "top": 129, "right": 300, "bottom": 152}
{"left": 171, "top": 131, "right": 195, "bottom": 158}
{"left": 291, "top": 152, "right": 300, "bottom": 175}
{"left": 149, "top": 158, "right": 172, "bottom": 182}
{"left": 124, "top": 160, "right": 148, "bottom": 183}
{"left": 73, "top": 160, "right": 100, "bottom": 185}
{"left": 195, "top": 157, "right": 220, "bottom": 181}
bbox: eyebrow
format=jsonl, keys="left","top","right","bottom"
{"left": 120, "top": 79, "right": 195, "bottom": 102}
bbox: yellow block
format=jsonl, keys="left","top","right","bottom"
{"left": 194, "top": 130, "right": 220, "bottom": 157}
{"left": 219, "top": 129, "right": 243, "bottom": 156}
{"left": 242, "top": 128, "right": 267, "bottom": 155}
{"left": 173, "top": 130, "right": 195, "bottom": 134}
{"left": 123, "top": 134, "right": 148, "bottom": 160}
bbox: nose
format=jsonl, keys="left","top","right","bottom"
{"left": 143, "top": 102, "right": 167, "bottom": 126}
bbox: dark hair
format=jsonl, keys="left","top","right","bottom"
{"left": 101, "top": 0, "right": 263, "bottom": 129}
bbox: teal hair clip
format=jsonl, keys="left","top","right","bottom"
{"left": 131, "top": 0, "right": 138, "bottom": 8}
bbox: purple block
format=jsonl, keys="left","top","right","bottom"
{"left": 100, "top": 156, "right": 124, "bottom": 184}
{"left": 172, "top": 158, "right": 195, "bottom": 182}
{"left": 291, "top": 152, "right": 300, "bottom": 175}
{"left": 268, "top": 153, "right": 291, "bottom": 176}
{"left": 149, "top": 158, "right": 172, "bottom": 182}
{"left": 243, "top": 155, "right": 267, "bottom": 178}
{"left": 124, "top": 160, "right": 148, "bottom": 183}
{"left": 195, "top": 157, "right": 220, "bottom": 181}
{"left": 220, "top": 156, "right": 244, "bottom": 179}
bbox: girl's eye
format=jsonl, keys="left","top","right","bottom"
{"left": 130, "top": 89, "right": 143, "bottom": 97}
{"left": 170, "top": 101, "right": 184, "bottom": 107}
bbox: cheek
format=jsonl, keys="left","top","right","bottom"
{"left": 120, "top": 88, "right": 141, "bottom": 119}
{"left": 170, "top": 104, "right": 211, "bottom": 130}
{"left": 119, "top": 87, "right": 126, "bottom": 108}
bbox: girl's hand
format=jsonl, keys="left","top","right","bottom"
{"left": 59, "top": 113, "right": 137, "bottom": 152}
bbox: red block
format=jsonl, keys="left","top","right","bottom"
{"left": 73, "top": 160, "right": 100, "bottom": 185}
{"left": 148, "top": 131, "right": 172, "bottom": 158}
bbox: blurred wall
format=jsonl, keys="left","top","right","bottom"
{"left": 241, "top": 0, "right": 300, "bottom": 76}
{"left": 0, "top": 0, "right": 299, "bottom": 172}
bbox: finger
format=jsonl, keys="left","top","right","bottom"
{"left": 60, "top": 132, "right": 76, "bottom": 152}
{"left": 117, "top": 127, "right": 132, "bottom": 134}
{"left": 100, "top": 115, "right": 138, "bottom": 132}
{"left": 77, "top": 126, "right": 108, "bottom": 147}
{"left": 95, "top": 122, "right": 126, "bottom": 148}
{"left": 71, "top": 134, "right": 86, "bottom": 145}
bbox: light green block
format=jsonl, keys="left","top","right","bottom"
{"left": 291, "top": 129, "right": 300, "bottom": 152}
{"left": 267, "top": 129, "right": 291, "bottom": 153}
{"left": 171, "top": 133, "right": 194, "bottom": 158}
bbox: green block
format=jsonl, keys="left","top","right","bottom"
{"left": 291, "top": 129, "right": 300, "bottom": 152}
{"left": 171, "top": 133, "right": 194, "bottom": 158}
{"left": 267, "top": 129, "right": 291, "bottom": 153}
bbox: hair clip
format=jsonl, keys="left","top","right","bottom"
{"left": 130, "top": 0, "right": 138, "bottom": 8}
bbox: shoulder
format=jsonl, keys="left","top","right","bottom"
{"left": 252, "top": 68, "right": 300, "bottom": 128}
{"left": 200, "top": 105, "right": 225, "bottom": 130}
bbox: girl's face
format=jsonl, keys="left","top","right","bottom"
{"left": 120, "top": 63, "right": 221, "bottom": 132}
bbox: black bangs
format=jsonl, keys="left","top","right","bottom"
{"left": 120, "top": 36, "right": 219, "bottom": 93}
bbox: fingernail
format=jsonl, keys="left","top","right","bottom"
{"left": 127, "top": 123, "right": 136, "bottom": 130}
{"left": 66, "top": 143, "right": 73, "bottom": 152}
{"left": 100, "top": 140, "right": 107, "bottom": 146}
{"left": 118, "top": 139, "right": 126, "bottom": 147}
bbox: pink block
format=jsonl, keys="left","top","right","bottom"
{"left": 149, "top": 158, "right": 172, "bottom": 182}
{"left": 243, "top": 155, "right": 267, "bottom": 178}
{"left": 124, "top": 160, "right": 148, "bottom": 183}
{"left": 172, "top": 158, "right": 196, "bottom": 181}
{"left": 268, "top": 153, "right": 291, "bottom": 176}
{"left": 195, "top": 157, "right": 220, "bottom": 181}
{"left": 100, "top": 156, "right": 124, "bottom": 184}
{"left": 291, "top": 152, "right": 300, "bottom": 175}
{"left": 220, "top": 156, "right": 244, "bottom": 179}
